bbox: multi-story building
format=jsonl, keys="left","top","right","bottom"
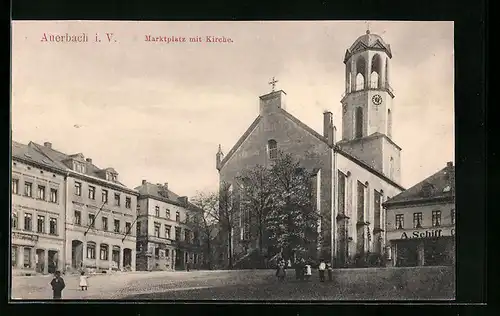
{"left": 383, "top": 161, "right": 455, "bottom": 267}
{"left": 30, "top": 141, "right": 139, "bottom": 272}
{"left": 11, "top": 142, "right": 66, "bottom": 275}
{"left": 135, "top": 181, "right": 203, "bottom": 271}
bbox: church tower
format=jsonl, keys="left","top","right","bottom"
{"left": 338, "top": 30, "right": 402, "bottom": 183}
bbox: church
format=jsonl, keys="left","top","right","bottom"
{"left": 216, "top": 31, "right": 405, "bottom": 267}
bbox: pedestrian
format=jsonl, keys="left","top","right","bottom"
{"left": 304, "top": 262, "right": 312, "bottom": 281}
{"left": 299, "top": 258, "right": 306, "bottom": 281}
{"left": 326, "top": 261, "right": 333, "bottom": 282}
{"left": 50, "top": 271, "right": 65, "bottom": 300}
{"left": 186, "top": 261, "right": 190, "bottom": 272}
{"left": 79, "top": 271, "right": 88, "bottom": 291}
{"left": 318, "top": 259, "right": 326, "bottom": 282}
{"left": 294, "top": 259, "right": 300, "bottom": 280}
{"left": 276, "top": 258, "right": 286, "bottom": 281}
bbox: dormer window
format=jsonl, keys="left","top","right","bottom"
{"left": 73, "top": 162, "right": 86, "bottom": 173}
{"left": 268, "top": 139, "right": 278, "bottom": 160}
{"left": 106, "top": 172, "right": 118, "bottom": 182}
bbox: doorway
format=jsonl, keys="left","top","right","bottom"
{"left": 175, "top": 250, "right": 184, "bottom": 270}
{"left": 112, "top": 246, "right": 120, "bottom": 270}
{"left": 71, "top": 240, "right": 84, "bottom": 269}
{"left": 48, "top": 250, "right": 58, "bottom": 273}
{"left": 123, "top": 248, "right": 132, "bottom": 269}
{"left": 36, "top": 249, "right": 45, "bottom": 273}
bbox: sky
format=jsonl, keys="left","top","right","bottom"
{"left": 11, "top": 21, "right": 454, "bottom": 198}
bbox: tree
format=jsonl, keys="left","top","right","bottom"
{"left": 216, "top": 182, "right": 239, "bottom": 269}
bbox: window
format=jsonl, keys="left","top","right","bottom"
{"left": 175, "top": 211, "right": 180, "bottom": 222}
{"left": 88, "top": 214, "right": 96, "bottom": 228}
{"left": 451, "top": 209, "right": 455, "bottom": 225}
{"left": 136, "top": 224, "right": 141, "bottom": 236}
{"left": 166, "top": 209, "right": 171, "bottom": 219}
{"left": 186, "top": 214, "right": 190, "bottom": 223}
{"left": 88, "top": 186, "right": 95, "bottom": 200}
{"left": 154, "top": 222, "right": 160, "bottom": 237}
{"left": 50, "top": 188, "right": 58, "bottom": 203}
{"left": 395, "top": 214, "right": 404, "bottom": 229}
{"left": 355, "top": 107, "right": 363, "bottom": 138}
{"left": 155, "top": 206, "right": 160, "bottom": 217}
{"left": 37, "top": 215, "right": 45, "bottom": 233}
{"left": 24, "top": 182, "right": 32, "bottom": 197}
{"left": 374, "top": 190, "right": 382, "bottom": 228}
{"left": 357, "top": 181, "right": 365, "bottom": 222}
{"left": 102, "top": 217, "right": 108, "bottom": 231}
{"left": 432, "top": 210, "right": 441, "bottom": 227}
{"left": 100, "top": 244, "right": 109, "bottom": 260}
{"left": 24, "top": 213, "right": 32, "bottom": 231}
{"left": 49, "top": 218, "right": 57, "bottom": 235}
{"left": 87, "top": 242, "right": 96, "bottom": 259}
{"left": 12, "top": 246, "right": 17, "bottom": 267}
{"left": 154, "top": 247, "right": 160, "bottom": 259}
{"left": 23, "top": 247, "right": 32, "bottom": 268}
{"left": 125, "top": 222, "right": 131, "bottom": 234}
{"left": 194, "top": 231, "right": 200, "bottom": 245}
{"left": 37, "top": 185, "right": 46, "bottom": 200}
{"left": 75, "top": 182, "right": 82, "bottom": 196}
{"left": 175, "top": 227, "right": 181, "bottom": 241}
{"left": 185, "top": 229, "right": 191, "bottom": 243}
{"left": 268, "top": 139, "right": 278, "bottom": 160}
{"left": 102, "top": 189, "right": 108, "bottom": 204}
{"left": 338, "top": 172, "right": 346, "bottom": 215}
{"left": 114, "top": 219, "right": 120, "bottom": 233}
{"left": 114, "top": 193, "right": 120, "bottom": 206}
{"left": 12, "top": 212, "right": 18, "bottom": 229}
{"left": 413, "top": 212, "right": 423, "bottom": 228}
{"left": 165, "top": 225, "right": 171, "bottom": 239}
{"left": 74, "top": 210, "right": 81, "bottom": 225}
{"left": 12, "top": 179, "right": 19, "bottom": 194}
{"left": 166, "top": 249, "right": 170, "bottom": 258}
{"left": 125, "top": 197, "right": 131, "bottom": 209}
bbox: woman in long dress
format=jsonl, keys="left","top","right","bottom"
{"left": 276, "top": 259, "right": 286, "bottom": 281}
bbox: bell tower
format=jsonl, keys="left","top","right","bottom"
{"left": 338, "top": 30, "right": 402, "bottom": 183}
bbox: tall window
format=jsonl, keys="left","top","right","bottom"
{"left": 125, "top": 222, "right": 131, "bottom": 233}
{"left": 114, "top": 193, "right": 120, "bottom": 206}
{"left": 12, "top": 179, "right": 19, "bottom": 194}
{"left": 88, "top": 186, "right": 95, "bottom": 200}
{"left": 74, "top": 210, "right": 81, "bottom": 225}
{"left": 24, "top": 182, "right": 32, "bottom": 197}
{"left": 88, "top": 214, "right": 96, "bottom": 228}
{"left": 50, "top": 188, "right": 58, "bottom": 203}
{"left": 102, "top": 189, "right": 108, "bottom": 204}
{"left": 185, "top": 229, "right": 191, "bottom": 243}
{"left": 166, "top": 209, "right": 171, "bottom": 219}
{"left": 87, "top": 242, "right": 96, "bottom": 259}
{"left": 37, "top": 185, "right": 46, "bottom": 200}
{"left": 451, "top": 209, "right": 455, "bottom": 225}
{"left": 49, "top": 218, "right": 57, "bottom": 235}
{"left": 155, "top": 206, "right": 160, "bottom": 217}
{"left": 114, "top": 219, "right": 120, "bottom": 233}
{"left": 268, "top": 139, "right": 278, "bottom": 160}
{"left": 432, "top": 210, "right": 441, "bottom": 227}
{"left": 12, "top": 212, "right": 18, "bottom": 229}
{"left": 37, "top": 215, "right": 45, "bottom": 233}
{"left": 24, "top": 213, "right": 32, "bottom": 231}
{"left": 154, "top": 222, "right": 160, "bottom": 237}
{"left": 75, "top": 182, "right": 82, "bottom": 196}
{"left": 175, "top": 227, "right": 181, "bottom": 241}
{"left": 395, "top": 214, "right": 404, "bottom": 229}
{"left": 100, "top": 244, "right": 109, "bottom": 260}
{"left": 23, "top": 247, "right": 32, "bottom": 268}
{"left": 374, "top": 190, "right": 382, "bottom": 228}
{"left": 136, "top": 225, "right": 141, "bottom": 237}
{"left": 102, "top": 217, "right": 108, "bottom": 231}
{"left": 12, "top": 246, "right": 17, "bottom": 267}
{"left": 165, "top": 225, "right": 171, "bottom": 239}
{"left": 355, "top": 107, "right": 363, "bottom": 138}
{"left": 338, "top": 172, "right": 346, "bottom": 215}
{"left": 387, "top": 109, "right": 393, "bottom": 138}
{"left": 357, "top": 181, "right": 365, "bottom": 222}
{"left": 413, "top": 212, "right": 423, "bottom": 228}
{"left": 175, "top": 211, "right": 180, "bottom": 222}
{"left": 125, "top": 197, "right": 131, "bottom": 209}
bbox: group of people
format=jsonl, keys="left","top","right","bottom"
{"left": 49, "top": 270, "right": 90, "bottom": 299}
{"left": 275, "top": 257, "right": 334, "bottom": 282}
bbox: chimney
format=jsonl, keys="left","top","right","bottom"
{"left": 323, "top": 111, "right": 335, "bottom": 146}
{"left": 43, "top": 142, "right": 52, "bottom": 149}
{"left": 259, "top": 90, "right": 287, "bottom": 116}
{"left": 142, "top": 180, "right": 147, "bottom": 185}
{"left": 86, "top": 158, "right": 92, "bottom": 164}
{"left": 164, "top": 182, "right": 169, "bottom": 191}
{"left": 447, "top": 161, "right": 453, "bottom": 167}
{"left": 216, "top": 144, "right": 224, "bottom": 171}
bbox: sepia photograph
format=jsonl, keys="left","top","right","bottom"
{"left": 10, "top": 20, "right": 455, "bottom": 301}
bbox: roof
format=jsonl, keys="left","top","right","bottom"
{"left": 383, "top": 162, "right": 455, "bottom": 207}
{"left": 11, "top": 141, "right": 65, "bottom": 173}
{"left": 337, "top": 132, "right": 402, "bottom": 151}
{"left": 344, "top": 31, "right": 392, "bottom": 62}
{"left": 135, "top": 181, "right": 201, "bottom": 211}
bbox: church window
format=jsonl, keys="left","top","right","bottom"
{"left": 346, "top": 63, "right": 352, "bottom": 93}
{"left": 387, "top": 109, "right": 393, "bottom": 138}
{"left": 355, "top": 56, "right": 366, "bottom": 91}
{"left": 338, "top": 172, "right": 346, "bottom": 215}
{"left": 268, "top": 139, "right": 278, "bottom": 160}
{"left": 389, "top": 156, "right": 395, "bottom": 179}
{"left": 370, "top": 54, "right": 382, "bottom": 89}
{"left": 385, "top": 57, "right": 390, "bottom": 85}
{"left": 355, "top": 107, "right": 363, "bottom": 138}
{"left": 356, "top": 181, "right": 365, "bottom": 223}
{"left": 374, "top": 190, "right": 382, "bottom": 228}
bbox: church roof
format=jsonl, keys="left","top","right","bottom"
{"left": 344, "top": 31, "right": 392, "bottom": 63}
{"left": 383, "top": 162, "right": 455, "bottom": 208}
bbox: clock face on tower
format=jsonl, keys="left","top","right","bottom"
{"left": 372, "top": 94, "right": 382, "bottom": 105}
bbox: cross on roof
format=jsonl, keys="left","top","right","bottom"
{"left": 268, "top": 77, "right": 278, "bottom": 92}
{"left": 366, "top": 21, "right": 371, "bottom": 34}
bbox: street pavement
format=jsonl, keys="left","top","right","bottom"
{"left": 11, "top": 268, "right": 455, "bottom": 301}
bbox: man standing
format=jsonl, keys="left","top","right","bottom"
{"left": 318, "top": 259, "right": 326, "bottom": 282}
{"left": 326, "top": 261, "right": 333, "bottom": 282}
{"left": 50, "top": 271, "right": 65, "bottom": 300}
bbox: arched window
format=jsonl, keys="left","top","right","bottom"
{"left": 268, "top": 139, "right": 278, "bottom": 160}
{"left": 371, "top": 54, "right": 382, "bottom": 88}
{"left": 389, "top": 157, "right": 394, "bottom": 179}
{"left": 385, "top": 57, "right": 390, "bottom": 86}
{"left": 346, "top": 63, "right": 352, "bottom": 92}
{"left": 355, "top": 107, "right": 363, "bottom": 138}
{"left": 355, "top": 56, "right": 366, "bottom": 91}
{"left": 86, "top": 241, "right": 96, "bottom": 259}
{"left": 100, "top": 244, "right": 109, "bottom": 260}
{"left": 387, "top": 109, "right": 393, "bottom": 138}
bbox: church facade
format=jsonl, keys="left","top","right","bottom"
{"left": 216, "top": 31, "right": 405, "bottom": 267}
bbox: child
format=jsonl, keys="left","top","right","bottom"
{"left": 304, "top": 263, "right": 312, "bottom": 281}
{"left": 50, "top": 271, "right": 65, "bottom": 299}
{"left": 326, "top": 261, "right": 333, "bottom": 282}
{"left": 79, "top": 271, "right": 88, "bottom": 291}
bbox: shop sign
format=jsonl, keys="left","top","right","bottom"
{"left": 12, "top": 232, "right": 39, "bottom": 242}
{"left": 400, "top": 227, "right": 455, "bottom": 240}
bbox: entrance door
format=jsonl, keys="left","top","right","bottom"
{"left": 112, "top": 246, "right": 120, "bottom": 270}
{"left": 123, "top": 248, "right": 132, "bottom": 269}
{"left": 36, "top": 249, "right": 45, "bottom": 273}
{"left": 175, "top": 250, "right": 184, "bottom": 270}
{"left": 72, "top": 240, "right": 84, "bottom": 269}
{"left": 396, "top": 241, "right": 419, "bottom": 267}
{"left": 48, "top": 250, "right": 58, "bottom": 273}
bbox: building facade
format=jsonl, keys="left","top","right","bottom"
{"left": 29, "top": 141, "right": 139, "bottom": 272}
{"left": 135, "top": 181, "right": 203, "bottom": 271}
{"left": 384, "top": 162, "right": 455, "bottom": 267}
{"left": 216, "top": 31, "right": 404, "bottom": 267}
{"left": 11, "top": 142, "right": 66, "bottom": 275}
